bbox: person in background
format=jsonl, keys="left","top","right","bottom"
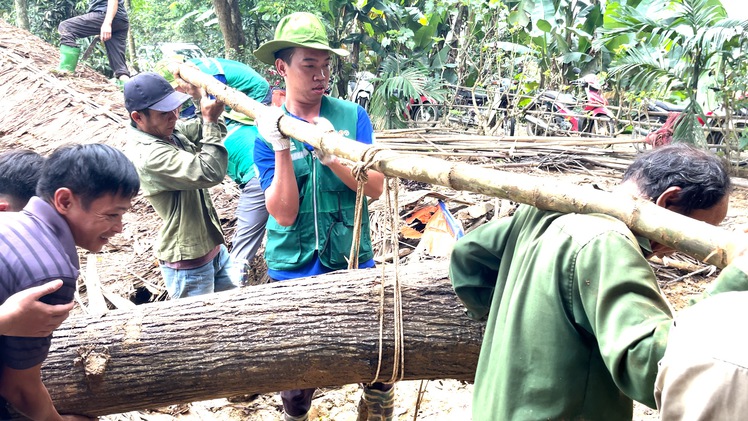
{"left": 0, "top": 143, "right": 139, "bottom": 420}
{"left": 0, "top": 150, "right": 45, "bottom": 212}
{"left": 449, "top": 143, "right": 748, "bottom": 420}
{"left": 56, "top": 0, "right": 130, "bottom": 84}
{"left": 0, "top": 149, "right": 75, "bottom": 338}
{"left": 254, "top": 12, "right": 391, "bottom": 421}
{"left": 123, "top": 72, "right": 235, "bottom": 298}
{"left": 655, "top": 290, "right": 748, "bottom": 420}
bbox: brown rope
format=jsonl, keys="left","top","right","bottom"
{"left": 371, "top": 176, "right": 405, "bottom": 385}
{"left": 347, "top": 145, "right": 385, "bottom": 270}
{"left": 340, "top": 145, "right": 405, "bottom": 385}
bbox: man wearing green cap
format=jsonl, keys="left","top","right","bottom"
{"left": 253, "top": 11, "right": 393, "bottom": 421}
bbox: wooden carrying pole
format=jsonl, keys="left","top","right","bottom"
{"left": 175, "top": 64, "right": 744, "bottom": 268}
{"left": 34, "top": 263, "right": 480, "bottom": 416}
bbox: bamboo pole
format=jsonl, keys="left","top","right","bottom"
{"left": 174, "top": 64, "right": 745, "bottom": 268}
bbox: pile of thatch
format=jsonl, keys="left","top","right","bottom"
{"left": 0, "top": 19, "right": 127, "bottom": 151}
{"left": 0, "top": 19, "right": 242, "bottom": 307}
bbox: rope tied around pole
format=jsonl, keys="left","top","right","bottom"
{"left": 340, "top": 144, "right": 404, "bottom": 385}
{"left": 371, "top": 176, "right": 405, "bottom": 385}
{"left": 347, "top": 145, "right": 385, "bottom": 270}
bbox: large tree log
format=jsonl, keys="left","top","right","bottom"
{"left": 173, "top": 64, "right": 745, "bottom": 268}
{"left": 32, "top": 261, "right": 481, "bottom": 416}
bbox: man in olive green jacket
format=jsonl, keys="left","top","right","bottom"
{"left": 450, "top": 143, "right": 748, "bottom": 420}
{"left": 124, "top": 72, "right": 236, "bottom": 298}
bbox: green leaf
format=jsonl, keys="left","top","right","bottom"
{"left": 537, "top": 19, "right": 552, "bottom": 33}
{"left": 509, "top": 10, "right": 530, "bottom": 27}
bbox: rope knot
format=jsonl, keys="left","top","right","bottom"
{"left": 352, "top": 146, "right": 384, "bottom": 183}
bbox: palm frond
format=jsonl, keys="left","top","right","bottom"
{"left": 609, "top": 46, "right": 681, "bottom": 94}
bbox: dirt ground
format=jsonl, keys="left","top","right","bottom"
{"left": 92, "top": 142, "right": 748, "bottom": 421}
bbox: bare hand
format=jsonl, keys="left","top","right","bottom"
{"left": 200, "top": 90, "right": 225, "bottom": 124}
{"left": 99, "top": 22, "right": 112, "bottom": 42}
{"left": 0, "top": 280, "right": 74, "bottom": 337}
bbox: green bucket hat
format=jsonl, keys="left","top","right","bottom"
{"left": 254, "top": 12, "right": 349, "bottom": 65}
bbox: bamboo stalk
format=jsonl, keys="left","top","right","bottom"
{"left": 175, "top": 64, "right": 744, "bottom": 268}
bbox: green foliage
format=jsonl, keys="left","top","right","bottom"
{"left": 506, "top": 0, "right": 611, "bottom": 88}
{"left": 602, "top": 0, "right": 748, "bottom": 145}
{"left": 369, "top": 54, "right": 446, "bottom": 130}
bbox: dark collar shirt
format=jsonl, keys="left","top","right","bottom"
{"left": 0, "top": 197, "right": 79, "bottom": 369}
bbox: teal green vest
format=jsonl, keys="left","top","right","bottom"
{"left": 264, "top": 96, "right": 373, "bottom": 271}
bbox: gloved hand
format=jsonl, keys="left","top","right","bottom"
{"left": 258, "top": 106, "right": 290, "bottom": 151}
{"left": 313, "top": 117, "right": 338, "bottom": 166}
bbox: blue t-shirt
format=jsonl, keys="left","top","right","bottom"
{"left": 254, "top": 102, "right": 375, "bottom": 280}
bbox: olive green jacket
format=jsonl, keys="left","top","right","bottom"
{"left": 125, "top": 119, "right": 228, "bottom": 263}
{"left": 449, "top": 204, "right": 748, "bottom": 421}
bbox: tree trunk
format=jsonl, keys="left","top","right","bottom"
{"left": 13, "top": 0, "right": 29, "bottom": 31}
{"left": 27, "top": 262, "right": 481, "bottom": 417}
{"left": 123, "top": 0, "right": 138, "bottom": 72}
{"left": 171, "top": 63, "right": 746, "bottom": 269}
{"left": 211, "top": 0, "right": 246, "bottom": 59}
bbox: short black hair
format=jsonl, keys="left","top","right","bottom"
{"left": 275, "top": 47, "right": 295, "bottom": 65}
{"left": 130, "top": 108, "right": 151, "bottom": 128}
{"left": 622, "top": 143, "right": 730, "bottom": 214}
{"left": 37, "top": 144, "right": 140, "bottom": 208}
{"left": 0, "top": 149, "right": 45, "bottom": 209}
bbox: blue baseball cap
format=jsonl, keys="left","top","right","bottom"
{"left": 124, "top": 72, "right": 191, "bottom": 113}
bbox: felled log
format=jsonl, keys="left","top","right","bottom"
{"left": 174, "top": 64, "right": 745, "bottom": 268}
{"left": 33, "top": 261, "right": 481, "bottom": 416}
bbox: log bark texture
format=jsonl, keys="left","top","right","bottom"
{"left": 35, "top": 262, "right": 482, "bottom": 416}
{"left": 172, "top": 64, "right": 745, "bottom": 268}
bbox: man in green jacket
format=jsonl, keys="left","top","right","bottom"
{"left": 123, "top": 72, "right": 236, "bottom": 298}
{"left": 254, "top": 12, "right": 390, "bottom": 421}
{"left": 449, "top": 143, "right": 748, "bottom": 420}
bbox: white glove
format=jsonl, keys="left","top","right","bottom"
{"left": 313, "top": 117, "right": 338, "bottom": 166}
{"left": 258, "top": 106, "right": 290, "bottom": 151}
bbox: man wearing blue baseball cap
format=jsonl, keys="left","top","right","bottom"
{"left": 123, "top": 72, "right": 237, "bottom": 299}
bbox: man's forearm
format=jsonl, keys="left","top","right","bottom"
{"left": 105, "top": 0, "right": 117, "bottom": 23}
{"left": 265, "top": 151, "right": 299, "bottom": 226}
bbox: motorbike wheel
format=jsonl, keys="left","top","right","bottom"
{"left": 489, "top": 111, "right": 515, "bottom": 136}
{"left": 502, "top": 117, "right": 516, "bottom": 136}
{"left": 411, "top": 103, "right": 439, "bottom": 126}
{"left": 633, "top": 116, "right": 660, "bottom": 153}
{"left": 356, "top": 96, "right": 370, "bottom": 111}
{"left": 525, "top": 106, "right": 548, "bottom": 136}
{"left": 592, "top": 116, "right": 615, "bottom": 138}
{"left": 706, "top": 118, "right": 724, "bottom": 146}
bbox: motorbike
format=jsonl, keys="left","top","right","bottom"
{"left": 405, "top": 94, "right": 441, "bottom": 124}
{"left": 347, "top": 71, "right": 376, "bottom": 110}
{"left": 449, "top": 79, "right": 516, "bottom": 136}
{"left": 703, "top": 87, "right": 748, "bottom": 146}
{"left": 630, "top": 97, "right": 745, "bottom": 152}
{"left": 706, "top": 106, "right": 748, "bottom": 146}
{"left": 525, "top": 74, "right": 615, "bottom": 137}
